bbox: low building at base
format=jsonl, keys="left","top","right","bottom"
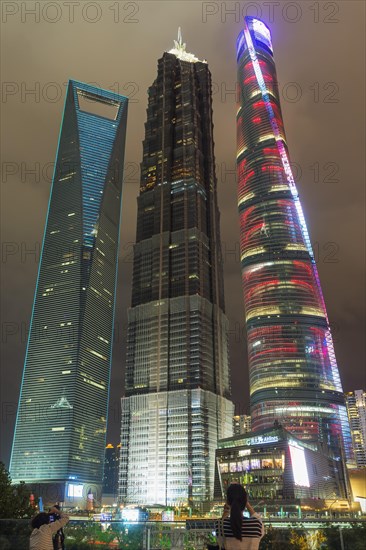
{"left": 348, "top": 468, "right": 366, "bottom": 513}
{"left": 214, "top": 426, "right": 355, "bottom": 515}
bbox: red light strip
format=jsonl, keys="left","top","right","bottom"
{"left": 242, "top": 18, "right": 341, "bottom": 391}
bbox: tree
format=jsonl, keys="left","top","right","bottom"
{"left": 322, "top": 523, "right": 366, "bottom": 550}
{"left": 289, "top": 529, "right": 326, "bottom": 549}
{"left": 0, "top": 462, "right": 35, "bottom": 519}
{"left": 260, "top": 526, "right": 292, "bottom": 548}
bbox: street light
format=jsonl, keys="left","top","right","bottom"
{"left": 327, "top": 499, "right": 346, "bottom": 550}
{"left": 327, "top": 501, "right": 345, "bottom": 550}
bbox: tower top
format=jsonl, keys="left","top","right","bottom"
{"left": 168, "top": 27, "right": 207, "bottom": 63}
{"left": 177, "top": 27, "right": 183, "bottom": 48}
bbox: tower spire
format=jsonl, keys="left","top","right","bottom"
{"left": 173, "top": 26, "right": 186, "bottom": 53}
{"left": 169, "top": 27, "right": 206, "bottom": 63}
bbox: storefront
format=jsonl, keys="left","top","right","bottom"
{"left": 214, "top": 426, "right": 350, "bottom": 513}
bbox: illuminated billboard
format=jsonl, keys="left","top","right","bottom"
{"left": 121, "top": 508, "right": 139, "bottom": 522}
{"left": 289, "top": 444, "right": 310, "bottom": 487}
{"left": 162, "top": 510, "right": 175, "bottom": 522}
{"left": 67, "top": 483, "right": 84, "bottom": 498}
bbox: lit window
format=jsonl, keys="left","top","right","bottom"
{"left": 86, "top": 348, "right": 107, "bottom": 361}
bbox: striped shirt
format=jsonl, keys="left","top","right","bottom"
{"left": 215, "top": 514, "right": 264, "bottom": 550}
{"left": 29, "top": 513, "right": 69, "bottom": 550}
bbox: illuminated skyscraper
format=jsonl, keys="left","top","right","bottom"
{"left": 233, "top": 414, "right": 252, "bottom": 436}
{"left": 346, "top": 390, "right": 366, "bottom": 467}
{"left": 10, "top": 81, "right": 128, "bottom": 504}
{"left": 119, "top": 32, "right": 233, "bottom": 506}
{"left": 236, "top": 18, "right": 352, "bottom": 460}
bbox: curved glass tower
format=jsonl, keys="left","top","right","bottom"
{"left": 236, "top": 17, "right": 352, "bottom": 461}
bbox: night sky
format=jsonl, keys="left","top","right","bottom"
{"left": 1, "top": 1, "right": 365, "bottom": 467}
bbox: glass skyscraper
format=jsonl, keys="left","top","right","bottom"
{"left": 236, "top": 18, "right": 352, "bottom": 461}
{"left": 10, "top": 81, "right": 128, "bottom": 504}
{"left": 119, "top": 33, "right": 233, "bottom": 506}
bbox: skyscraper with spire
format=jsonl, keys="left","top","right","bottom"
{"left": 10, "top": 81, "right": 128, "bottom": 504}
{"left": 236, "top": 17, "right": 353, "bottom": 461}
{"left": 119, "top": 31, "right": 233, "bottom": 506}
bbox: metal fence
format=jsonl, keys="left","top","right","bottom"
{"left": 0, "top": 518, "right": 365, "bottom": 549}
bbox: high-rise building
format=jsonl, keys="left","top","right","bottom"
{"left": 10, "top": 81, "right": 128, "bottom": 505}
{"left": 103, "top": 444, "right": 121, "bottom": 496}
{"left": 236, "top": 17, "right": 352, "bottom": 461}
{"left": 233, "top": 414, "right": 252, "bottom": 436}
{"left": 346, "top": 390, "right": 366, "bottom": 467}
{"left": 119, "top": 32, "right": 233, "bottom": 506}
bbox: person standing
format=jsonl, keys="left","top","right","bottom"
{"left": 30, "top": 506, "right": 69, "bottom": 550}
{"left": 216, "top": 484, "right": 264, "bottom": 550}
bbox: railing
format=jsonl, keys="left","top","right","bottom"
{"left": 0, "top": 518, "right": 365, "bottom": 549}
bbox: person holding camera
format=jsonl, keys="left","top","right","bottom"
{"left": 50, "top": 504, "right": 66, "bottom": 550}
{"left": 215, "top": 484, "right": 264, "bottom": 550}
{"left": 30, "top": 505, "right": 69, "bottom": 550}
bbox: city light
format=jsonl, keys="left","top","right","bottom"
{"left": 236, "top": 16, "right": 353, "bottom": 461}
{"left": 289, "top": 444, "right": 310, "bottom": 488}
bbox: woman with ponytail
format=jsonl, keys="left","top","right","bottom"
{"left": 216, "top": 483, "right": 264, "bottom": 549}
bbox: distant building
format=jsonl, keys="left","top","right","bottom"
{"left": 214, "top": 426, "right": 352, "bottom": 515}
{"left": 349, "top": 469, "right": 366, "bottom": 512}
{"left": 9, "top": 81, "right": 128, "bottom": 506}
{"left": 103, "top": 444, "right": 120, "bottom": 497}
{"left": 233, "top": 415, "right": 252, "bottom": 436}
{"left": 346, "top": 390, "right": 366, "bottom": 467}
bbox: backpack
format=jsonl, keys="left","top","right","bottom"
{"left": 53, "top": 529, "right": 65, "bottom": 550}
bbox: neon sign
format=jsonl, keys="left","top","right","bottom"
{"left": 247, "top": 435, "right": 279, "bottom": 445}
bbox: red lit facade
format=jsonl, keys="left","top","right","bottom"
{"left": 236, "top": 17, "right": 352, "bottom": 462}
